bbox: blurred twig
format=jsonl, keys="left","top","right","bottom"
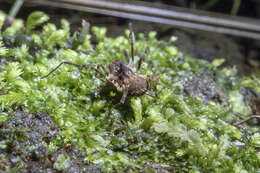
{"left": 9, "top": 0, "right": 24, "bottom": 17}
{"left": 234, "top": 115, "right": 260, "bottom": 126}
{"left": 14, "top": 0, "right": 260, "bottom": 40}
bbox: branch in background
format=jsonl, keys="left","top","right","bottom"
{"left": 22, "top": 0, "right": 260, "bottom": 40}
{"left": 234, "top": 115, "right": 260, "bottom": 127}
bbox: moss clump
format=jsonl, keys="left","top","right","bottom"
{"left": 0, "top": 11, "right": 260, "bottom": 172}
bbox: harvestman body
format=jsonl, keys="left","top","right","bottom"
{"left": 43, "top": 24, "right": 158, "bottom": 104}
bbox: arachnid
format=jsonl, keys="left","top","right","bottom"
{"left": 43, "top": 24, "right": 158, "bottom": 104}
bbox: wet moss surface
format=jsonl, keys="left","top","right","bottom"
{"left": 0, "top": 111, "right": 100, "bottom": 173}
{"left": 0, "top": 11, "right": 260, "bottom": 172}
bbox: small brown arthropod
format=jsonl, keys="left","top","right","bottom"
{"left": 43, "top": 24, "right": 158, "bottom": 104}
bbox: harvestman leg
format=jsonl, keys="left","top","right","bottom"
{"left": 123, "top": 49, "right": 130, "bottom": 64}
{"left": 97, "top": 64, "right": 109, "bottom": 76}
{"left": 129, "top": 23, "right": 135, "bottom": 63}
{"left": 129, "top": 23, "right": 150, "bottom": 71}
{"left": 145, "top": 74, "right": 159, "bottom": 99}
{"left": 137, "top": 46, "right": 158, "bottom": 98}
{"left": 151, "top": 76, "right": 158, "bottom": 99}
{"left": 96, "top": 80, "right": 109, "bottom": 96}
{"left": 144, "top": 88, "right": 158, "bottom": 99}
{"left": 95, "top": 64, "right": 110, "bottom": 96}
{"left": 119, "top": 88, "right": 129, "bottom": 104}
{"left": 42, "top": 61, "right": 106, "bottom": 82}
{"left": 137, "top": 46, "right": 150, "bottom": 71}
{"left": 145, "top": 93, "right": 157, "bottom": 98}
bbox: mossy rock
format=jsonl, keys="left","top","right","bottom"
{"left": 0, "top": 11, "right": 260, "bottom": 172}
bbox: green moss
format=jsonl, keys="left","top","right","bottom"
{"left": 131, "top": 97, "right": 142, "bottom": 122}
{"left": 0, "top": 112, "right": 8, "bottom": 122}
{"left": 0, "top": 12, "right": 259, "bottom": 172}
{"left": 229, "top": 90, "right": 252, "bottom": 115}
{"left": 26, "top": 11, "right": 49, "bottom": 32}
{"left": 54, "top": 153, "right": 71, "bottom": 170}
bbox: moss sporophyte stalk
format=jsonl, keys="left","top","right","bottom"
{"left": 0, "top": 11, "right": 259, "bottom": 172}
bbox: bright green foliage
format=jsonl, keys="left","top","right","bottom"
{"left": 229, "top": 90, "right": 251, "bottom": 115}
{"left": 131, "top": 98, "right": 142, "bottom": 122}
{"left": 251, "top": 133, "right": 260, "bottom": 148}
{"left": 54, "top": 153, "right": 71, "bottom": 170}
{"left": 92, "top": 26, "right": 107, "bottom": 42}
{"left": 0, "top": 62, "right": 28, "bottom": 110}
{"left": 211, "top": 58, "right": 225, "bottom": 70}
{"left": 3, "top": 19, "right": 23, "bottom": 36}
{"left": 242, "top": 75, "right": 260, "bottom": 93}
{"left": 0, "top": 12, "right": 259, "bottom": 172}
{"left": 0, "top": 112, "right": 8, "bottom": 122}
{"left": 26, "top": 11, "right": 49, "bottom": 32}
{"left": 0, "top": 12, "right": 5, "bottom": 30}
{"left": 0, "top": 38, "right": 8, "bottom": 56}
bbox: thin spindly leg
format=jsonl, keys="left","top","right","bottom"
{"left": 42, "top": 61, "right": 106, "bottom": 81}
{"left": 146, "top": 74, "right": 158, "bottom": 99}
{"left": 145, "top": 93, "right": 157, "bottom": 98}
{"left": 96, "top": 80, "right": 109, "bottom": 96}
{"left": 97, "top": 64, "right": 109, "bottom": 76}
{"left": 137, "top": 46, "right": 149, "bottom": 71}
{"left": 123, "top": 49, "right": 130, "bottom": 64}
{"left": 145, "top": 84, "right": 158, "bottom": 98}
{"left": 119, "top": 88, "right": 128, "bottom": 104}
{"left": 137, "top": 53, "right": 145, "bottom": 71}
{"left": 129, "top": 23, "right": 135, "bottom": 63}
{"left": 154, "top": 87, "right": 158, "bottom": 98}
